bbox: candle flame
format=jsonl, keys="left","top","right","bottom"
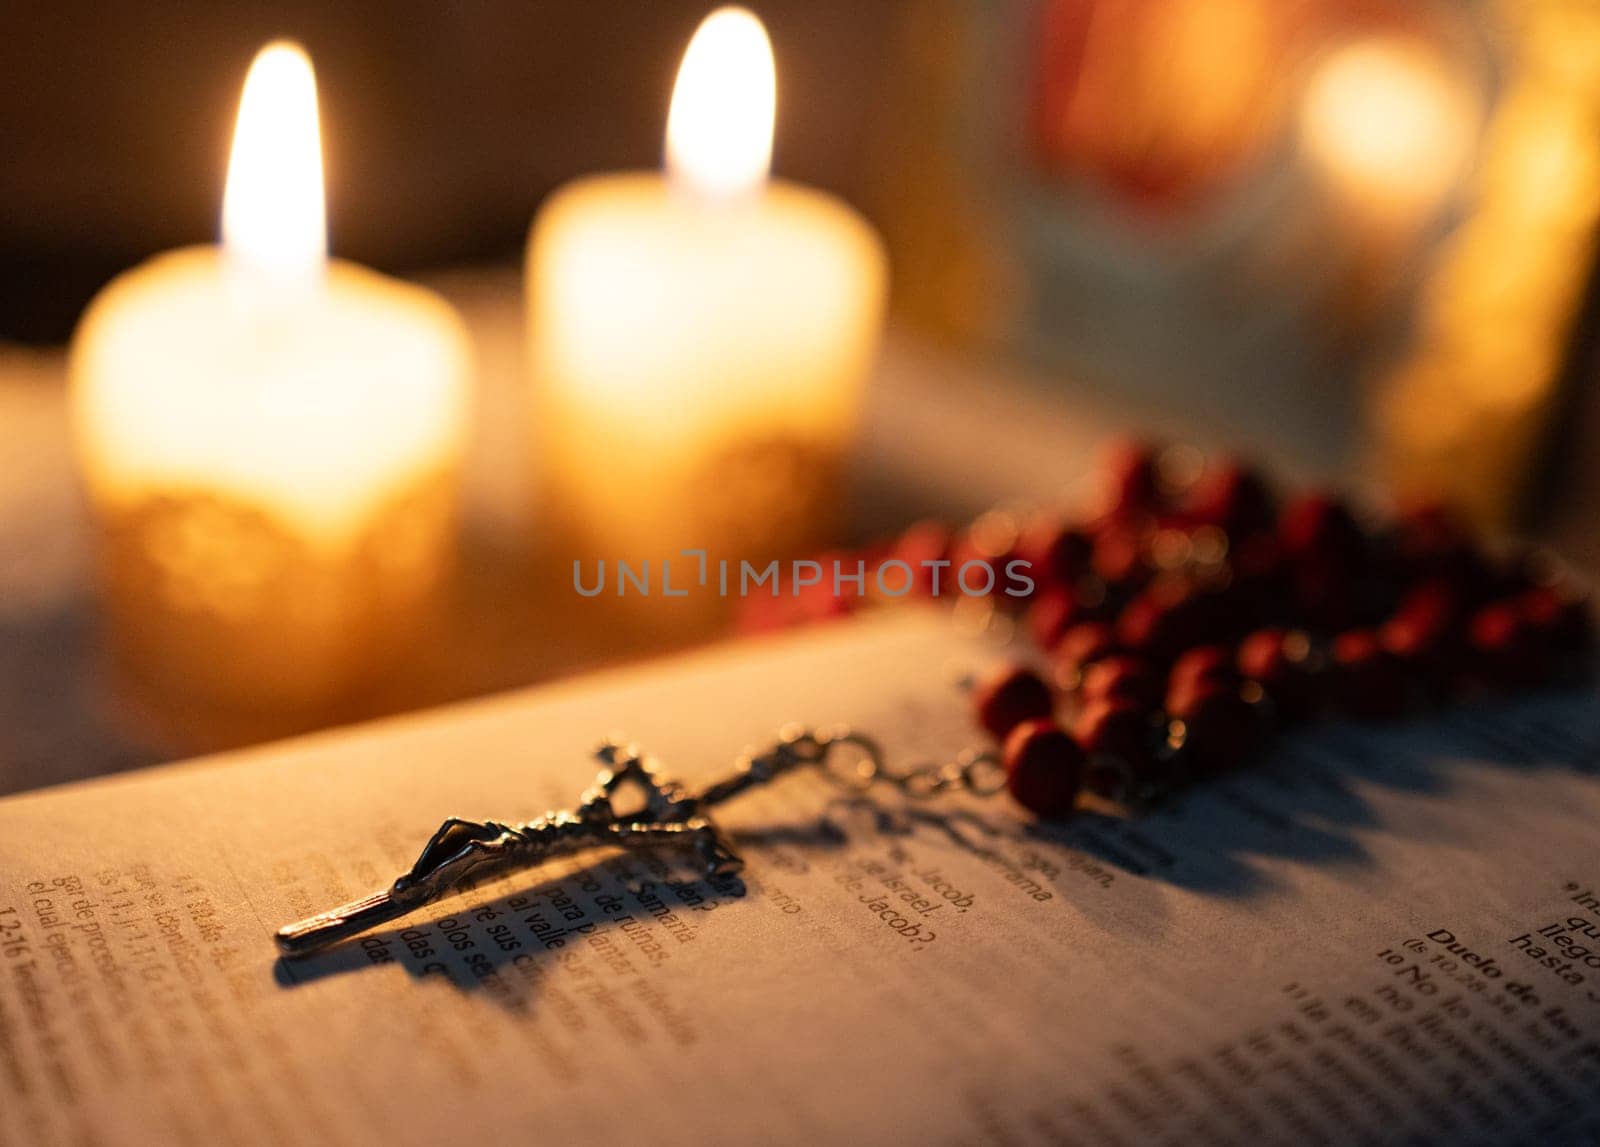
{"left": 223, "top": 41, "right": 326, "bottom": 284}
{"left": 666, "top": 7, "right": 775, "bottom": 200}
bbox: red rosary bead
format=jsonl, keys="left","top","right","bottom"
{"left": 1003, "top": 720, "right": 1084, "bottom": 818}
{"left": 1118, "top": 577, "right": 1218, "bottom": 663}
{"left": 1330, "top": 630, "right": 1409, "bottom": 721}
{"left": 888, "top": 520, "right": 953, "bottom": 597}
{"left": 946, "top": 536, "right": 1003, "bottom": 600}
{"left": 1236, "top": 627, "right": 1289, "bottom": 681}
{"left": 1030, "top": 588, "right": 1103, "bottom": 651}
{"left": 1229, "top": 533, "right": 1289, "bottom": 601}
{"left": 1073, "top": 697, "right": 1157, "bottom": 798}
{"left": 1017, "top": 520, "right": 1094, "bottom": 590}
{"left": 1172, "top": 688, "right": 1258, "bottom": 775}
{"left": 1390, "top": 503, "right": 1490, "bottom": 598}
{"left": 1079, "top": 654, "right": 1162, "bottom": 709}
{"left": 1380, "top": 580, "right": 1462, "bottom": 681}
{"left": 1519, "top": 587, "right": 1594, "bottom": 659}
{"left": 973, "top": 665, "right": 1056, "bottom": 741}
{"left": 1237, "top": 627, "right": 1315, "bottom": 720}
{"left": 1169, "top": 645, "right": 1236, "bottom": 690}
{"left": 1288, "top": 557, "right": 1366, "bottom": 633}
{"left": 1091, "top": 522, "right": 1150, "bottom": 591}
{"left": 1051, "top": 622, "right": 1121, "bottom": 684}
{"left": 1187, "top": 462, "right": 1276, "bottom": 537}
{"left": 797, "top": 580, "right": 857, "bottom": 624}
{"left": 1162, "top": 673, "right": 1225, "bottom": 721}
{"left": 1468, "top": 603, "right": 1544, "bottom": 689}
{"left": 1166, "top": 646, "right": 1240, "bottom": 718}
{"left": 1279, "top": 493, "right": 1365, "bottom": 566}
{"left": 1100, "top": 439, "right": 1162, "bottom": 517}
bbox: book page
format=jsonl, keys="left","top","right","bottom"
{"left": 2, "top": 609, "right": 1599, "bottom": 1145}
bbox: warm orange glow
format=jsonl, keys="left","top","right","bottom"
{"left": 1300, "top": 36, "right": 1477, "bottom": 228}
{"left": 222, "top": 41, "right": 327, "bottom": 285}
{"left": 1371, "top": 2, "right": 1600, "bottom": 529}
{"left": 666, "top": 7, "right": 776, "bottom": 200}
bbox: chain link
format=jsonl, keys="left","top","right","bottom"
{"left": 809, "top": 728, "right": 1005, "bottom": 800}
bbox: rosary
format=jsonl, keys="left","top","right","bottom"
{"left": 279, "top": 442, "right": 1595, "bottom": 958}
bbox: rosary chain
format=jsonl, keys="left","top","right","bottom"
{"left": 775, "top": 726, "right": 1007, "bottom": 801}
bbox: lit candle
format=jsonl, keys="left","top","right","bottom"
{"left": 69, "top": 42, "right": 472, "bottom": 712}
{"left": 1299, "top": 34, "right": 1479, "bottom": 253}
{"left": 527, "top": 7, "right": 887, "bottom": 573}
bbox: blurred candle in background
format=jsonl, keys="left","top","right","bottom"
{"left": 1373, "top": 1, "right": 1600, "bottom": 528}
{"left": 527, "top": 6, "right": 887, "bottom": 581}
{"left": 69, "top": 42, "right": 472, "bottom": 714}
{"left": 1298, "top": 30, "right": 1480, "bottom": 323}
{"left": 1300, "top": 34, "right": 1478, "bottom": 242}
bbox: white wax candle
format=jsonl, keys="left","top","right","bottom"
{"left": 69, "top": 42, "right": 472, "bottom": 712}
{"left": 527, "top": 7, "right": 887, "bottom": 567}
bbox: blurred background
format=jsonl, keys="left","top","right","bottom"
{"left": 6, "top": 0, "right": 1600, "bottom": 788}
{"left": 1, "top": 2, "right": 897, "bottom": 340}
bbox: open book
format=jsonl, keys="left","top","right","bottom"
{"left": 3, "top": 609, "right": 1599, "bottom": 1144}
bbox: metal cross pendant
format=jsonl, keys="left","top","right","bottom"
{"left": 275, "top": 727, "right": 890, "bottom": 959}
